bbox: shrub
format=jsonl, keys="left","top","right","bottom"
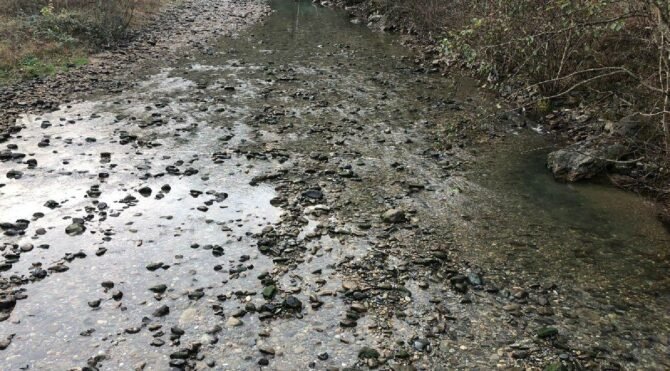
{"left": 434, "top": 0, "right": 670, "bottom": 168}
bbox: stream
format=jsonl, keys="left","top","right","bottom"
{"left": 1, "top": 1, "right": 668, "bottom": 370}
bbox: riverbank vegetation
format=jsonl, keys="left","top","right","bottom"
{"left": 0, "top": 0, "right": 163, "bottom": 83}
{"left": 353, "top": 0, "right": 670, "bottom": 219}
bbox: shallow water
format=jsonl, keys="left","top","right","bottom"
{"left": 468, "top": 134, "right": 670, "bottom": 294}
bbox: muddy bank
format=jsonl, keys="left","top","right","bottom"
{"left": 1, "top": 1, "right": 669, "bottom": 370}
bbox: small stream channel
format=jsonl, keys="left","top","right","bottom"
{"left": 1, "top": 0, "right": 668, "bottom": 369}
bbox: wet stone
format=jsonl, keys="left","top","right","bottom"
{"left": 413, "top": 339, "right": 430, "bottom": 352}
{"left": 358, "top": 347, "right": 380, "bottom": 359}
{"left": 225, "top": 317, "right": 243, "bottom": 327}
{"left": 125, "top": 327, "right": 141, "bottom": 334}
{"left": 146, "top": 262, "right": 165, "bottom": 271}
{"left": 283, "top": 295, "right": 302, "bottom": 311}
{"left": 138, "top": 186, "right": 152, "bottom": 197}
{"left": 111, "top": 290, "right": 123, "bottom": 301}
{"left": 171, "top": 327, "right": 185, "bottom": 336}
{"left": 65, "top": 222, "right": 85, "bottom": 236}
{"left": 262, "top": 285, "right": 277, "bottom": 299}
{"left": 153, "top": 305, "right": 170, "bottom": 317}
{"left": 88, "top": 299, "right": 101, "bottom": 308}
{"left": 7, "top": 170, "right": 23, "bottom": 179}
{"left": 537, "top": 327, "right": 559, "bottom": 339}
{"left": 149, "top": 284, "right": 167, "bottom": 294}
{"left": 382, "top": 208, "right": 406, "bottom": 223}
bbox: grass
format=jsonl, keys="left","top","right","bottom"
{"left": 0, "top": 0, "right": 164, "bottom": 85}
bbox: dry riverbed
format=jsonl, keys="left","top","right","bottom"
{"left": 1, "top": 1, "right": 669, "bottom": 370}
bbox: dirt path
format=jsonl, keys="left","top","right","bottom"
{"left": 1, "top": 1, "right": 669, "bottom": 370}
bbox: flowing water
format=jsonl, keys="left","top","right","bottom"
{"left": 1, "top": 1, "right": 669, "bottom": 370}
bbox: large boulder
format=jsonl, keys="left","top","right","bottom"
{"left": 547, "top": 140, "right": 627, "bottom": 182}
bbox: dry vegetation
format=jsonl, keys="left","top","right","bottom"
{"left": 370, "top": 0, "right": 670, "bottom": 202}
{"left": 0, "top": 0, "right": 163, "bottom": 82}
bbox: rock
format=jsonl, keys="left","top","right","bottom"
{"left": 111, "top": 290, "right": 123, "bottom": 301}
{"left": 381, "top": 208, "right": 405, "bottom": 223}
{"left": 503, "top": 304, "right": 521, "bottom": 312}
{"left": 146, "top": 262, "right": 164, "bottom": 271}
{"left": 153, "top": 305, "right": 170, "bottom": 317}
{"left": 65, "top": 222, "right": 85, "bottom": 236}
{"left": 6, "top": 170, "right": 22, "bottom": 179}
{"left": 88, "top": 299, "right": 101, "bottom": 308}
{"left": 302, "top": 189, "right": 324, "bottom": 200}
{"left": 0, "top": 334, "right": 14, "bottom": 350}
{"left": 149, "top": 284, "right": 167, "bottom": 293}
{"left": 466, "top": 273, "right": 483, "bottom": 286}
{"left": 125, "top": 327, "right": 141, "bottom": 334}
{"left": 351, "top": 303, "right": 367, "bottom": 313}
{"left": 547, "top": 140, "right": 627, "bottom": 182}
{"left": 262, "top": 285, "right": 277, "bottom": 299}
{"left": 413, "top": 339, "right": 430, "bottom": 352}
{"left": 0, "top": 295, "right": 16, "bottom": 310}
{"left": 226, "top": 317, "right": 243, "bottom": 327}
{"left": 282, "top": 296, "right": 302, "bottom": 311}
{"left": 258, "top": 345, "right": 275, "bottom": 355}
{"left": 19, "top": 243, "right": 33, "bottom": 252}
{"left": 171, "top": 327, "right": 185, "bottom": 336}
{"left": 358, "top": 347, "right": 380, "bottom": 359}
{"left": 138, "top": 186, "right": 152, "bottom": 197}
{"left": 101, "top": 281, "right": 115, "bottom": 289}
{"left": 537, "top": 327, "right": 559, "bottom": 339}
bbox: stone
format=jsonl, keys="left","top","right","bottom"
{"left": 65, "top": 222, "right": 85, "bottom": 236}
{"left": 153, "top": 305, "right": 170, "bottom": 317}
{"left": 381, "top": 208, "right": 405, "bottom": 223}
{"left": 358, "top": 347, "right": 380, "bottom": 359}
{"left": 88, "top": 299, "right": 101, "bottom": 308}
{"left": 226, "top": 317, "right": 243, "bottom": 327}
{"left": 149, "top": 284, "right": 167, "bottom": 293}
{"left": 262, "top": 285, "right": 277, "bottom": 300}
{"left": 283, "top": 296, "right": 302, "bottom": 311}
{"left": 138, "top": 186, "right": 152, "bottom": 197}
{"left": 537, "top": 327, "right": 559, "bottom": 339}
{"left": 547, "top": 140, "right": 627, "bottom": 182}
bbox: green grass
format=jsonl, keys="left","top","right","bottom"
{"left": 0, "top": 0, "right": 164, "bottom": 85}
{"left": 0, "top": 52, "right": 89, "bottom": 84}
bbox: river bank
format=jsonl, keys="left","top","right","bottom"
{"left": 331, "top": 0, "right": 670, "bottom": 230}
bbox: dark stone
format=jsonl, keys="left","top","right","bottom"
{"left": 153, "top": 305, "right": 170, "bottom": 317}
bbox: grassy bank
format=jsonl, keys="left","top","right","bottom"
{"left": 0, "top": 0, "right": 164, "bottom": 83}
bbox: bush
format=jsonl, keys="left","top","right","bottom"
{"left": 0, "top": 0, "right": 161, "bottom": 82}
{"left": 434, "top": 0, "right": 670, "bottom": 169}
